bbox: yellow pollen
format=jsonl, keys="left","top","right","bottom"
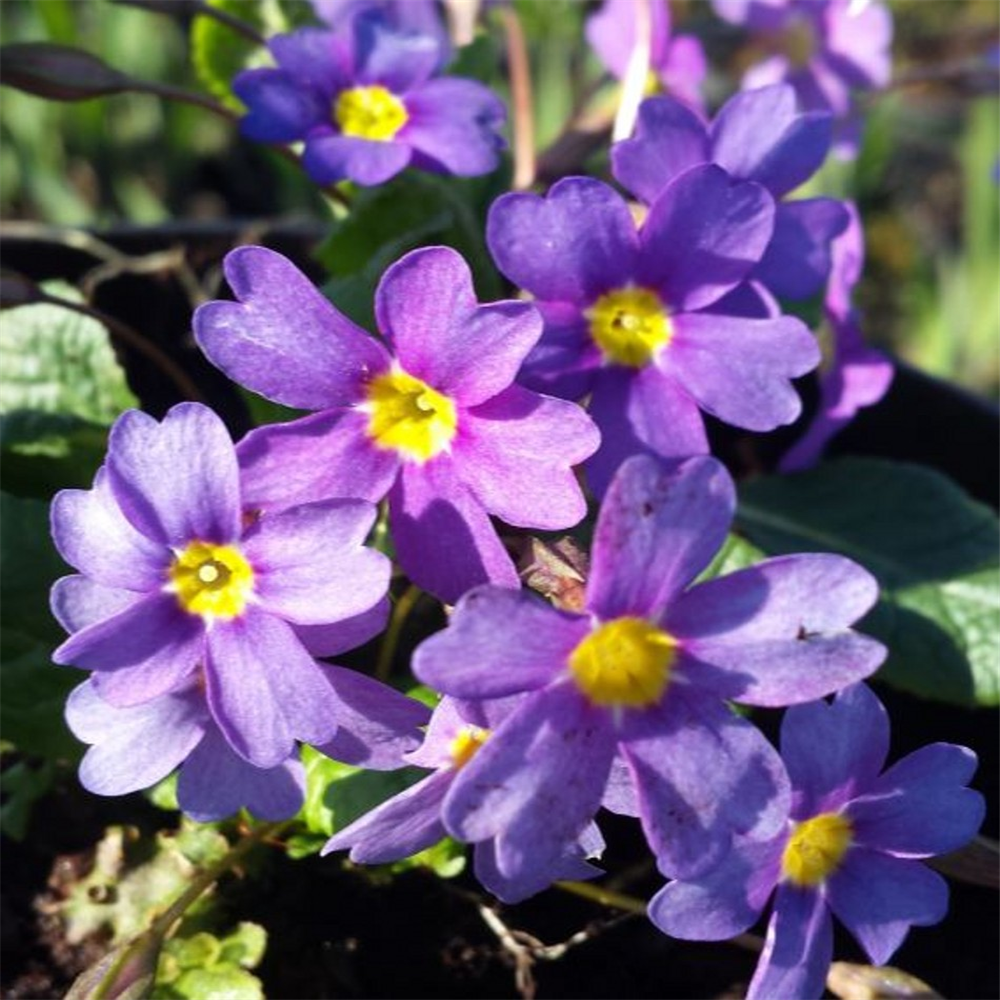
{"left": 334, "top": 85, "right": 408, "bottom": 141}
{"left": 568, "top": 616, "right": 677, "bottom": 708}
{"left": 449, "top": 726, "right": 489, "bottom": 770}
{"left": 364, "top": 368, "right": 458, "bottom": 462}
{"left": 781, "top": 812, "right": 854, "bottom": 887}
{"left": 168, "top": 541, "right": 254, "bottom": 620}
{"left": 587, "top": 287, "right": 673, "bottom": 367}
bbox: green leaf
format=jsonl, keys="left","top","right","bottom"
{"left": 737, "top": 457, "right": 1000, "bottom": 707}
{"left": 696, "top": 533, "right": 766, "bottom": 584}
{"left": 386, "top": 835, "right": 466, "bottom": 879}
{"left": 167, "top": 965, "right": 264, "bottom": 1000}
{"left": 216, "top": 922, "right": 267, "bottom": 970}
{"left": 0, "top": 760, "right": 55, "bottom": 840}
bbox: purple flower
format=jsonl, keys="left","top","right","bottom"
{"left": 712, "top": 0, "right": 893, "bottom": 157}
{"left": 311, "top": 0, "right": 450, "bottom": 62}
{"left": 413, "top": 454, "right": 886, "bottom": 886}
{"left": 234, "top": 10, "right": 505, "bottom": 186}
{"left": 193, "top": 245, "right": 599, "bottom": 604}
{"left": 780, "top": 201, "right": 894, "bottom": 471}
{"left": 586, "top": 0, "right": 707, "bottom": 112}
{"left": 322, "top": 696, "right": 605, "bottom": 902}
{"left": 612, "top": 83, "right": 850, "bottom": 301}
{"left": 486, "top": 167, "right": 819, "bottom": 495}
{"left": 48, "top": 402, "right": 418, "bottom": 769}
{"left": 650, "top": 683, "right": 985, "bottom": 1000}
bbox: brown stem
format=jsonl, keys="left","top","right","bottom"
{"left": 500, "top": 5, "right": 536, "bottom": 190}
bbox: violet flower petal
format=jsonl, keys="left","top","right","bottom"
{"left": 50, "top": 575, "right": 142, "bottom": 634}
{"left": 269, "top": 28, "right": 352, "bottom": 98}
{"left": 302, "top": 133, "right": 413, "bottom": 186}
{"left": 294, "top": 598, "right": 390, "bottom": 657}
{"left": 194, "top": 246, "right": 389, "bottom": 410}
{"left": 517, "top": 302, "right": 600, "bottom": 400}
{"left": 233, "top": 68, "right": 329, "bottom": 142}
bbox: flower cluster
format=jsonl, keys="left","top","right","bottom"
{"left": 46, "top": 4, "right": 988, "bottom": 998}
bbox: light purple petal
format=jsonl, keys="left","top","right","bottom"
{"left": 374, "top": 247, "right": 541, "bottom": 405}
{"left": 205, "top": 607, "right": 341, "bottom": 767}
{"left": 487, "top": 177, "right": 640, "bottom": 304}
{"left": 244, "top": 499, "right": 390, "bottom": 625}
{"left": 612, "top": 96, "right": 709, "bottom": 205}
{"left": 195, "top": 246, "right": 389, "bottom": 411}
{"left": 585, "top": 366, "right": 708, "bottom": 499}
{"left": 178, "top": 727, "right": 306, "bottom": 822}
{"left": 824, "top": 0, "right": 893, "bottom": 89}
{"left": 54, "top": 593, "right": 203, "bottom": 706}
{"left": 620, "top": 687, "right": 790, "bottom": 879}
{"left": 388, "top": 459, "right": 518, "bottom": 604}
{"left": 313, "top": 664, "right": 430, "bottom": 769}
{"left": 105, "top": 405, "right": 241, "bottom": 547}
{"left": 401, "top": 78, "right": 505, "bottom": 176}
{"left": 458, "top": 386, "right": 598, "bottom": 529}
{"left": 704, "top": 279, "right": 781, "bottom": 318}
{"left": 586, "top": 0, "right": 673, "bottom": 80}
{"left": 237, "top": 409, "right": 400, "bottom": 511}
{"left": 637, "top": 164, "right": 775, "bottom": 312}
{"left": 67, "top": 680, "right": 206, "bottom": 795}
{"left": 710, "top": 84, "right": 832, "bottom": 197}
{"left": 403, "top": 696, "right": 470, "bottom": 769}
{"left": 294, "top": 598, "right": 390, "bottom": 657}
{"left": 658, "top": 34, "right": 708, "bottom": 110}
{"left": 667, "top": 554, "right": 885, "bottom": 707}
{"left": 50, "top": 470, "right": 167, "bottom": 590}
{"left": 587, "top": 454, "right": 734, "bottom": 621}
{"left": 302, "top": 132, "right": 412, "bottom": 186}
{"left": 755, "top": 198, "right": 851, "bottom": 300}
{"left": 322, "top": 770, "right": 450, "bottom": 862}
{"left": 602, "top": 752, "right": 639, "bottom": 816}
{"left": 413, "top": 586, "right": 586, "bottom": 698}
{"left": 663, "top": 312, "right": 819, "bottom": 430}
{"left": 847, "top": 743, "right": 984, "bottom": 858}
{"left": 445, "top": 683, "right": 616, "bottom": 882}
{"left": 648, "top": 834, "right": 783, "bottom": 940}
{"left": 234, "top": 68, "right": 328, "bottom": 142}
{"left": 51, "top": 575, "right": 142, "bottom": 634}
{"left": 827, "top": 850, "right": 948, "bottom": 966}
{"left": 747, "top": 884, "right": 832, "bottom": 1000}
{"left": 779, "top": 683, "right": 890, "bottom": 817}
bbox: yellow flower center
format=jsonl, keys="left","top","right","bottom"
{"left": 568, "top": 616, "right": 677, "bottom": 708}
{"left": 168, "top": 541, "right": 254, "bottom": 620}
{"left": 334, "top": 85, "right": 409, "bottom": 141}
{"left": 781, "top": 812, "right": 854, "bottom": 887}
{"left": 364, "top": 367, "right": 458, "bottom": 462}
{"left": 449, "top": 726, "right": 490, "bottom": 770}
{"left": 587, "top": 287, "right": 673, "bottom": 367}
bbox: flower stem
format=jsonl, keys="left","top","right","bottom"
{"left": 375, "top": 583, "right": 422, "bottom": 682}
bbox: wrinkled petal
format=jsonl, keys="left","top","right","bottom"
{"left": 648, "top": 834, "right": 783, "bottom": 939}
{"left": 444, "top": 685, "right": 615, "bottom": 880}
{"left": 206, "top": 607, "right": 340, "bottom": 767}
{"left": 458, "top": 385, "right": 598, "bottom": 528}
{"left": 106, "top": 405, "right": 241, "bottom": 547}
{"left": 244, "top": 499, "right": 390, "bottom": 625}
{"left": 389, "top": 459, "right": 518, "bottom": 604}
{"left": 51, "top": 575, "right": 142, "bottom": 634}
{"left": 195, "top": 246, "right": 389, "bottom": 411}
{"left": 374, "top": 247, "right": 540, "bottom": 405}
{"left": 637, "top": 164, "right": 775, "bottom": 312}
{"left": 67, "top": 681, "right": 206, "bottom": 795}
{"left": 487, "top": 177, "right": 640, "bottom": 304}
{"left": 710, "top": 84, "right": 832, "bottom": 196}
{"left": 54, "top": 593, "right": 203, "bottom": 706}
{"left": 413, "top": 586, "right": 586, "bottom": 698}
{"left": 294, "top": 598, "right": 389, "bottom": 657}
{"left": 50, "top": 470, "right": 166, "bottom": 590}
{"left": 663, "top": 312, "right": 819, "bottom": 430}
{"left": 237, "top": 409, "right": 400, "bottom": 511}
{"left": 322, "top": 770, "right": 450, "bottom": 862}
{"left": 302, "top": 132, "right": 412, "bottom": 186}
{"left": 612, "top": 95, "right": 709, "bottom": 204}
{"left": 747, "top": 884, "right": 832, "bottom": 1000}
{"left": 668, "top": 555, "right": 884, "bottom": 707}
{"left": 827, "top": 850, "right": 948, "bottom": 966}
{"left": 780, "top": 683, "right": 890, "bottom": 817}
{"left": 587, "top": 454, "right": 734, "bottom": 621}
{"left": 620, "top": 688, "right": 789, "bottom": 879}
{"left": 234, "top": 68, "right": 328, "bottom": 142}
{"left": 585, "top": 366, "right": 708, "bottom": 499}
{"left": 755, "top": 198, "right": 850, "bottom": 300}
{"left": 314, "top": 664, "right": 430, "bottom": 769}
{"left": 847, "top": 743, "right": 984, "bottom": 858}
{"left": 402, "top": 78, "right": 505, "bottom": 176}
{"left": 179, "top": 727, "right": 306, "bottom": 822}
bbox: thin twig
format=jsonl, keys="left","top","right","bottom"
{"left": 500, "top": 4, "right": 536, "bottom": 190}
{"left": 189, "top": 0, "right": 267, "bottom": 46}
